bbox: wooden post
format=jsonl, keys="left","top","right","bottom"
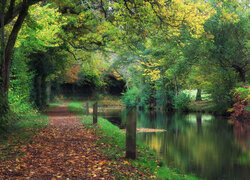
{"left": 93, "top": 102, "right": 98, "bottom": 124}
{"left": 86, "top": 102, "right": 89, "bottom": 116}
{"left": 126, "top": 108, "right": 137, "bottom": 159}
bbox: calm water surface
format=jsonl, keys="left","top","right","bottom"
{"left": 98, "top": 108, "right": 250, "bottom": 180}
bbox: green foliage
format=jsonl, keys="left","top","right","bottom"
{"left": 48, "top": 102, "right": 62, "bottom": 109}
{"left": 155, "top": 87, "right": 175, "bottom": 110}
{"left": 8, "top": 49, "right": 36, "bottom": 116}
{"left": 121, "top": 86, "right": 151, "bottom": 108}
{"left": 174, "top": 93, "right": 191, "bottom": 111}
{"left": 234, "top": 87, "right": 250, "bottom": 99}
{"left": 122, "top": 87, "right": 141, "bottom": 108}
{"left": 0, "top": 110, "right": 13, "bottom": 133}
{"left": 0, "top": 48, "right": 40, "bottom": 131}
{"left": 205, "top": 69, "right": 236, "bottom": 113}
{"left": 78, "top": 69, "right": 104, "bottom": 89}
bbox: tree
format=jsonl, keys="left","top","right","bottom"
{"left": 0, "top": 0, "right": 42, "bottom": 116}
{"left": 205, "top": 0, "right": 249, "bottom": 82}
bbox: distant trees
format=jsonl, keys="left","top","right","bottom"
{"left": 119, "top": 0, "right": 249, "bottom": 113}
{"left": 0, "top": 0, "right": 249, "bottom": 129}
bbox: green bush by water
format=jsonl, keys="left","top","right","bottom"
{"left": 122, "top": 87, "right": 141, "bottom": 108}
{"left": 174, "top": 92, "right": 191, "bottom": 111}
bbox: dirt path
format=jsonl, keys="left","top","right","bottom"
{"left": 0, "top": 104, "right": 114, "bottom": 179}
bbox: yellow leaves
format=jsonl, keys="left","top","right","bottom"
{"left": 16, "top": 4, "right": 64, "bottom": 49}
{"left": 139, "top": 59, "right": 162, "bottom": 82}
{"left": 227, "top": 108, "right": 235, "bottom": 112}
{"left": 220, "top": 9, "right": 239, "bottom": 24}
{"left": 160, "top": 0, "right": 216, "bottom": 38}
{"left": 123, "top": 160, "right": 131, "bottom": 165}
{"left": 227, "top": 119, "right": 234, "bottom": 125}
{"left": 98, "top": 160, "right": 107, "bottom": 166}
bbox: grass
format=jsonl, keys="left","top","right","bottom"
{"left": 183, "top": 89, "right": 210, "bottom": 101}
{"left": 68, "top": 101, "right": 199, "bottom": 179}
{"left": 188, "top": 100, "right": 216, "bottom": 112}
{"left": 48, "top": 102, "right": 63, "bottom": 109}
{"left": 182, "top": 90, "right": 219, "bottom": 113}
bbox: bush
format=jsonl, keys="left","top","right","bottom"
{"left": 155, "top": 88, "right": 175, "bottom": 110}
{"left": 122, "top": 85, "right": 152, "bottom": 108}
{"left": 122, "top": 87, "right": 141, "bottom": 108}
{"left": 174, "top": 92, "right": 191, "bottom": 111}
{"left": 206, "top": 70, "right": 236, "bottom": 113}
{"left": 8, "top": 50, "right": 36, "bottom": 117}
{"left": 229, "top": 86, "right": 250, "bottom": 122}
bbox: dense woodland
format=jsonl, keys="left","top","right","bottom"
{"left": 1, "top": 0, "right": 249, "bottom": 127}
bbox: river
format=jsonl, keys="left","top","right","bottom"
{"left": 98, "top": 108, "right": 250, "bottom": 180}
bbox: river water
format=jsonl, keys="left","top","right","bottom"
{"left": 98, "top": 108, "right": 250, "bottom": 180}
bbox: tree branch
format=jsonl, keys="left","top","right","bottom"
{"left": 124, "top": 0, "right": 135, "bottom": 15}
{"left": 0, "top": 0, "right": 42, "bottom": 28}
{"left": 3, "top": 1, "right": 29, "bottom": 92}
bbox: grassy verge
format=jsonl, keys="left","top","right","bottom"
{"left": 0, "top": 111, "right": 49, "bottom": 160}
{"left": 48, "top": 102, "right": 63, "bottom": 109}
{"left": 68, "top": 102, "right": 199, "bottom": 179}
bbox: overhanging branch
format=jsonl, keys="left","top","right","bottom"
{"left": 0, "top": 0, "right": 42, "bottom": 28}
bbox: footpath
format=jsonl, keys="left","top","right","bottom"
{"left": 0, "top": 104, "right": 114, "bottom": 179}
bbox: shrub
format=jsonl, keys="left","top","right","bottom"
{"left": 155, "top": 88, "right": 175, "bottom": 110}
{"left": 122, "top": 87, "right": 141, "bottom": 108}
{"left": 122, "top": 85, "right": 152, "bottom": 108}
{"left": 174, "top": 92, "right": 191, "bottom": 111}
{"left": 229, "top": 86, "right": 250, "bottom": 122}
{"left": 8, "top": 50, "right": 36, "bottom": 117}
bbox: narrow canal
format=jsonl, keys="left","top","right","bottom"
{"left": 98, "top": 108, "right": 250, "bottom": 180}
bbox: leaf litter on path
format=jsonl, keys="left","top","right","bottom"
{"left": 0, "top": 104, "right": 115, "bottom": 179}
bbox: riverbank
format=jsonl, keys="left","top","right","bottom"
{"left": 68, "top": 101, "right": 199, "bottom": 179}
{"left": 188, "top": 100, "right": 215, "bottom": 112}
{"left": 0, "top": 102, "right": 198, "bottom": 179}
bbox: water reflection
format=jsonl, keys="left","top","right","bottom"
{"left": 98, "top": 107, "right": 126, "bottom": 128}
{"left": 136, "top": 112, "right": 250, "bottom": 180}
{"left": 99, "top": 108, "right": 250, "bottom": 180}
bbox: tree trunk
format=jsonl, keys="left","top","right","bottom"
{"left": 232, "top": 64, "right": 246, "bottom": 82}
{"left": 0, "top": 2, "right": 29, "bottom": 116}
{"left": 41, "top": 75, "right": 47, "bottom": 108}
{"left": 0, "top": 0, "right": 8, "bottom": 117}
{"left": 196, "top": 89, "right": 202, "bottom": 101}
{"left": 93, "top": 102, "right": 98, "bottom": 124}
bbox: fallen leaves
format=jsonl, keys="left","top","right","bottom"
{"left": 0, "top": 105, "right": 115, "bottom": 179}
{"left": 0, "top": 104, "right": 157, "bottom": 179}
